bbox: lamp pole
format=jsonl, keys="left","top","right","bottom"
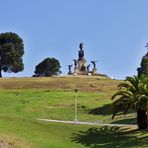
{"left": 74, "top": 88, "right": 78, "bottom": 124}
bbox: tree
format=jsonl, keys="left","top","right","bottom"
{"left": 34, "top": 57, "right": 61, "bottom": 76}
{"left": 0, "top": 32, "right": 24, "bottom": 77}
{"left": 137, "top": 52, "right": 148, "bottom": 77}
{"left": 111, "top": 75, "right": 148, "bottom": 130}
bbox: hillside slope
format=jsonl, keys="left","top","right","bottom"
{"left": 0, "top": 76, "right": 121, "bottom": 92}
{"left": 0, "top": 77, "right": 146, "bottom": 148}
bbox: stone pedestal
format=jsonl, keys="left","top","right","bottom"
{"left": 78, "top": 59, "right": 87, "bottom": 72}
{"left": 74, "top": 67, "right": 78, "bottom": 74}
{"left": 68, "top": 71, "right": 73, "bottom": 75}
{"left": 92, "top": 68, "right": 97, "bottom": 74}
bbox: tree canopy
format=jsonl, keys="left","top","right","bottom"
{"left": 0, "top": 32, "right": 24, "bottom": 77}
{"left": 137, "top": 52, "right": 148, "bottom": 77}
{"left": 34, "top": 57, "right": 61, "bottom": 77}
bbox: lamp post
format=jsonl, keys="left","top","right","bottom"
{"left": 74, "top": 88, "right": 78, "bottom": 124}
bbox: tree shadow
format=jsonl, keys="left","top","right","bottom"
{"left": 71, "top": 126, "right": 148, "bottom": 148}
{"left": 88, "top": 104, "right": 112, "bottom": 116}
{"left": 88, "top": 104, "right": 135, "bottom": 116}
{"left": 111, "top": 117, "right": 136, "bottom": 124}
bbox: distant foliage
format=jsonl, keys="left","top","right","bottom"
{"left": 0, "top": 32, "right": 24, "bottom": 77}
{"left": 34, "top": 57, "right": 61, "bottom": 77}
{"left": 137, "top": 52, "right": 148, "bottom": 77}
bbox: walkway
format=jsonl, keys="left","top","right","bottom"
{"left": 38, "top": 119, "right": 137, "bottom": 127}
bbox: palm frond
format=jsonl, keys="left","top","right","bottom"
{"left": 111, "top": 75, "right": 148, "bottom": 119}
{"left": 111, "top": 90, "right": 132, "bottom": 100}
{"left": 126, "top": 76, "right": 139, "bottom": 90}
{"left": 118, "top": 83, "right": 130, "bottom": 90}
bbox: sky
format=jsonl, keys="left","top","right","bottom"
{"left": 0, "top": 0, "right": 148, "bottom": 79}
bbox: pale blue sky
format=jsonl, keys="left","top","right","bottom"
{"left": 0, "top": 0, "right": 148, "bottom": 79}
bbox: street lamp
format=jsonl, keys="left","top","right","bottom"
{"left": 74, "top": 88, "right": 78, "bottom": 124}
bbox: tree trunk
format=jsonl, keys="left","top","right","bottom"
{"left": 137, "top": 109, "right": 147, "bottom": 130}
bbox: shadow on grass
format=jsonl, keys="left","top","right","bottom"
{"left": 88, "top": 104, "right": 135, "bottom": 117}
{"left": 111, "top": 117, "right": 136, "bottom": 125}
{"left": 71, "top": 126, "right": 148, "bottom": 148}
{"left": 88, "top": 104, "right": 112, "bottom": 116}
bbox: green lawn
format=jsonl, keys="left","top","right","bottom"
{"left": 0, "top": 77, "right": 147, "bottom": 147}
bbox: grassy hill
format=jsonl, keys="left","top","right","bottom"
{"left": 0, "top": 76, "right": 147, "bottom": 147}
{"left": 0, "top": 76, "right": 118, "bottom": 91}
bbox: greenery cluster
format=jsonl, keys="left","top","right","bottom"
{"left": 137, "top": 52, "right": 148, "bottom": 77}
{"left": 112, "top": 52, "right": 148, "bottom": 130}
{"left": 0, "top": 32, "right": 61, "bottom": 77}
{"left": 112, "top": 75, "right": 148, "bottom": 129}
{"left": 34, "top": 57, "right": 61, "bottom": 76}
{"left": 0, "top": 32, "right": 24, "bottom": 77}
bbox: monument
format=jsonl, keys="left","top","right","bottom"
{"left": 67, "top": 64, "right": 73, "bottom": 74}
{"left": 67, "top": 43, "right": 107, "bottom": 77}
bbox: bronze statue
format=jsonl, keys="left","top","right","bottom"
{"left": 87, "top": 64, "right": 90, "bottom": 71}
{"left": 73, "top": 59, "right": 78, "bottom": 67}
{"left": 91, "top": 61, "right": 97, "bottom": 69}
{"left": 67, "top": 64, "right": 73, "bottom": 72}
{"left": 145, "top": 42, "right": 148, "bottom": 50}
{"left": 79, "top": 43, "right": 83, "bottom": 50}
{"left": 78, "top": 43, "right": 84, "bottom": 60}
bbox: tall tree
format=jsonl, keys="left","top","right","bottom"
{"left": 0, "top": 32, "right": 24, "bottom": 77}
{"left": 111, "top": 76, "right": 148, "bottom": 130}
{"left": 137, "top": 43, "right": 148, "bottom": 77}
{"left": 34, "top": 57, "right": 61, "bottom": 76}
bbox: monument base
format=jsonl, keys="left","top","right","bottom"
{"left": 92, "top": 68, "right": 97, "bottom": 74}
{"left": 74, "top": 67, "right": 79, "bottom": 74}
{"left": 68, "top": 72, "right": 73, "bottom": 75}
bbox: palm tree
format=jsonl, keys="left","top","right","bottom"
{"left": 111, "top": 75, "right": 148, "bottom": 130}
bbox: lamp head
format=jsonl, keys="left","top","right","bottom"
{"left": 74, "top": 89, "right": 78, "bottom": 93}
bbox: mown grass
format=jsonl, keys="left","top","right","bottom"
{"left": 0, "top": 77, "right": 147, "bottom": 147}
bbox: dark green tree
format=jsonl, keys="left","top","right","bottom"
{"left": 34, "top": 57, "right": 61, "bottom": 76}
{"left": 112, "top": 75, "right": 148, "bottom": 130}
{"left": 0, "top": 32, "right": 24, "bottom": 77}
{"left": 137, "top": 53, "right": 148, "bottom": 76}
{"left": 137, "top": 43, "right": 148, "bottom": 77}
